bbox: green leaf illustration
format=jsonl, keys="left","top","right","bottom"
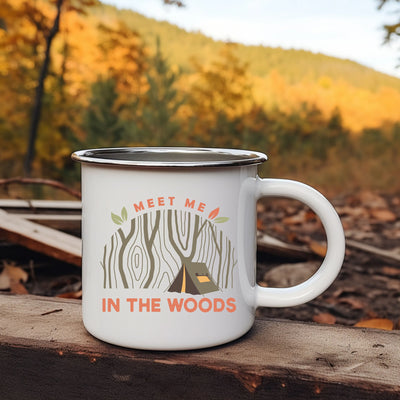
{"left": 111, "top": 212, "right": 123, "bottom": 225}
{"left": 214, "top": 217, "right": 229, "bottom": 223}
{"left": 121, "top": 206, "right": 128, "bottom": 221}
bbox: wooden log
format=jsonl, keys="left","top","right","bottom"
{"left": 0, "top": 294, "right": 399, "bottom": 399}
{"left": 0, "top": 210, "right": 81, "bottom": 266}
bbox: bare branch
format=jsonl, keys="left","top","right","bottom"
{"left": 0, "top": 177, "right": 81, "bottom": 200}
{"left": 163, "top": 0, "right": 185, "bottom": 7}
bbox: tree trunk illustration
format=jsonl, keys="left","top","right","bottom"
{"left": 209, "top": 226, "right": 224, "bottom": 287}
{"left": 101, "top": 245, "right": 107, "bottom": 289}
{"left": 107, "top": 235, "right": 115, "bottom": 288}
{"left": 101, "top": 209, "right": 236, "bottom": 290}
{"left": 117, "top": 218, "right": 136, "bottom": 288}
{"left": 142, "top": 210, "right": 161, "bottom": 288}
{"left": 167, "top": 210, "right": 207, "bottom": 263}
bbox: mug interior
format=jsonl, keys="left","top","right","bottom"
{"left": 72, "top": 147, "right": 267, "bottom": 168}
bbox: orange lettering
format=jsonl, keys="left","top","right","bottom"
{"left": 184, "top": 298, "right": 197, "bottom": 312}
{"left": 168, "top": 196, "right": 175, "bottom": 205}
{"left": 102, "top": 298, "right": 106, "bottom": 312}
{"left": 226, "top": 298, "right": 236, "bottom": 313}
{"left": 167, "top": 298, "right": 184, "bottom": 312}
{"left": 139, "top": 298, "right": 151, "bottom": 312}
{"left": 126, "top": 298, "right": 138, "bottom": 312}
{"left": 158, "top": 197, "right": 165, "bottom": 206}
{"left": 147, "top": 198, "right": 154, "bottom": 208}
{"left": 134, "top": 201, "right": 144, "bottom": 212}
{"left": 105, "top": 298, "right": 120, "bottom": 312}
{"left": 185, "top": 198, "right": 195, "bottom": 208}
{"left": 198, "top": 202, "right": 206, "bottom": 212}
{"left": 152, "top": 298, "right": 161, "bottom": 312}
{"left": 198, "top": 298, "right": 212, "bottom": 312}
{"left": 213, "top": 298, "right": 225, "bottom": 312}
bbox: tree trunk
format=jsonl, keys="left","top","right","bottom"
{"left": 24, "top": 0, "right": 63, "bottom": 176}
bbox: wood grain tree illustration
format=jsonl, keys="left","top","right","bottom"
{"left": 101, "top": 209, "right": 237, "bottom": 291}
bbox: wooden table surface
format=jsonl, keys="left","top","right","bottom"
{"left": 0, "top": 293, "right": 399, "bottom": 399}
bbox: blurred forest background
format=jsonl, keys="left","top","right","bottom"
{"left": 1, "top": 0, "right": 400, "bottom": 197}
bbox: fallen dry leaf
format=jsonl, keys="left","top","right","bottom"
{"left": 385, "top": 278, "right": 400, "bottom": 291}
{"left": 337, "top": 297, "right": 364, "bottom": 310}
{"left": 283, "top": 211, "right": 306, "bottom": 225}
{"left": 382, "top": 266, "right": 400, "bottom": 276}
{"left": 0, "top": 269, "right": 10, "bottom": 290}
{"left": 257, "top": 218, "right": 265, "bottom": 231}
{"left": 309, "top": 241, "right": 327, "bottom": 257}
{"left": 344, "top": 228, "right": 375, "bottom": 241}
{"left": 256, "top": 202, "right": 266, "bottom": 213}
{"left": 392, "top": 197, "right": 400, "bottom": 206}
{"left": 358, "top": 191, "right": 388, "bottom": 209}
{"left": 304, "top": 210, "right": 317, "bottom": 222}
{"left": 354, "top": 318, "right": 394, "bottom": 330}
{"left": 313, "top": 313, "right": 336, "bottom": 325}
{"left": 263, "top": 261, "right": 319, "bottom": 288}
{"left": 286, "top": 231, "right": 301, "bottom": 243}
{"left": 369, "top": 209, "right": 397, "bottom": 222}
{"left": 0, "top": 262, "right": 29, "bottom": 290}
{"left": 331, "top": 287, "right": 360, "bottom": 298}
{"left": 5, "top": 263, "right": 28, "bottom": 283}
{"left": 337, "top": 206, "right": 368, "bottom": 218}
{"left": 57, "top": 289, "right": 82, "bottom": 299}
{"left": 10, "top": 281, "right": 29, "bottom": 294}
{"left": 383, "top": 229, "right": 400, "bottom": 240}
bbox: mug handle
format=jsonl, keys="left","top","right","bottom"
{"left": 255, "top": 178, "right": 345, "bottom": 307}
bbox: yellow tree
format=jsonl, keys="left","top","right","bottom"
{"left": 185, "top": 44, "right": 254, "bottom": 146}
{"left": 96, "top": 21, "right": 148, "bottom": 121}
{"left": 0, "top": 0, "right": 97, "bottom": 177}
{"left": 0, "top": 0, "right": 47, "bottom": 175}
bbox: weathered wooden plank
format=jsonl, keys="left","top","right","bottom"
{"left": 346, "top": 238, "right": 400, "bottom": 263}
{"left": 0, "top": 210, "right": 81, "bottom": 266}
{"left": 257, "top": 231, "right": 312, "bottom": 259}
{"left": 0, "top": 294, "right": 399, "bottom": 399}
{"left": 11, "top": 213, "right": 82, "bottom": 234}
{"left": 14, "top": 214, "right": 81, "bottom": 221}
{"left": 0, "top": 199, "right": 82, "bottom": 211}
{"left": 0, "top": 200, "right": 82, "bottom": 234}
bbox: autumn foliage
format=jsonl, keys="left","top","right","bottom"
{"left": 1, "top": 0, "right": 400, "bottom": 193}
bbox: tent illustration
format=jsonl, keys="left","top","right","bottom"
{"left": 168, "top": 261, "right": 219, "bottom": 295}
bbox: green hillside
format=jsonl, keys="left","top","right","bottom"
{"left": 91, "top": 2, "right": 400, "bottom": 92}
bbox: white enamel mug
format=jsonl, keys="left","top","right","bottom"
{"left": 72, "top": 147, "right": 345, "bottom": 350}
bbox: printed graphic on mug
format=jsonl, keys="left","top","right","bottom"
{"left": 101, "top": 196, "right": 237, "bottom": 297}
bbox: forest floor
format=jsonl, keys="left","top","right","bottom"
{"left": 1, "top": 190, "right": 399, "bottom": 330}
{"left": 256, "top": 191, "right": 400, "bottom": 330}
